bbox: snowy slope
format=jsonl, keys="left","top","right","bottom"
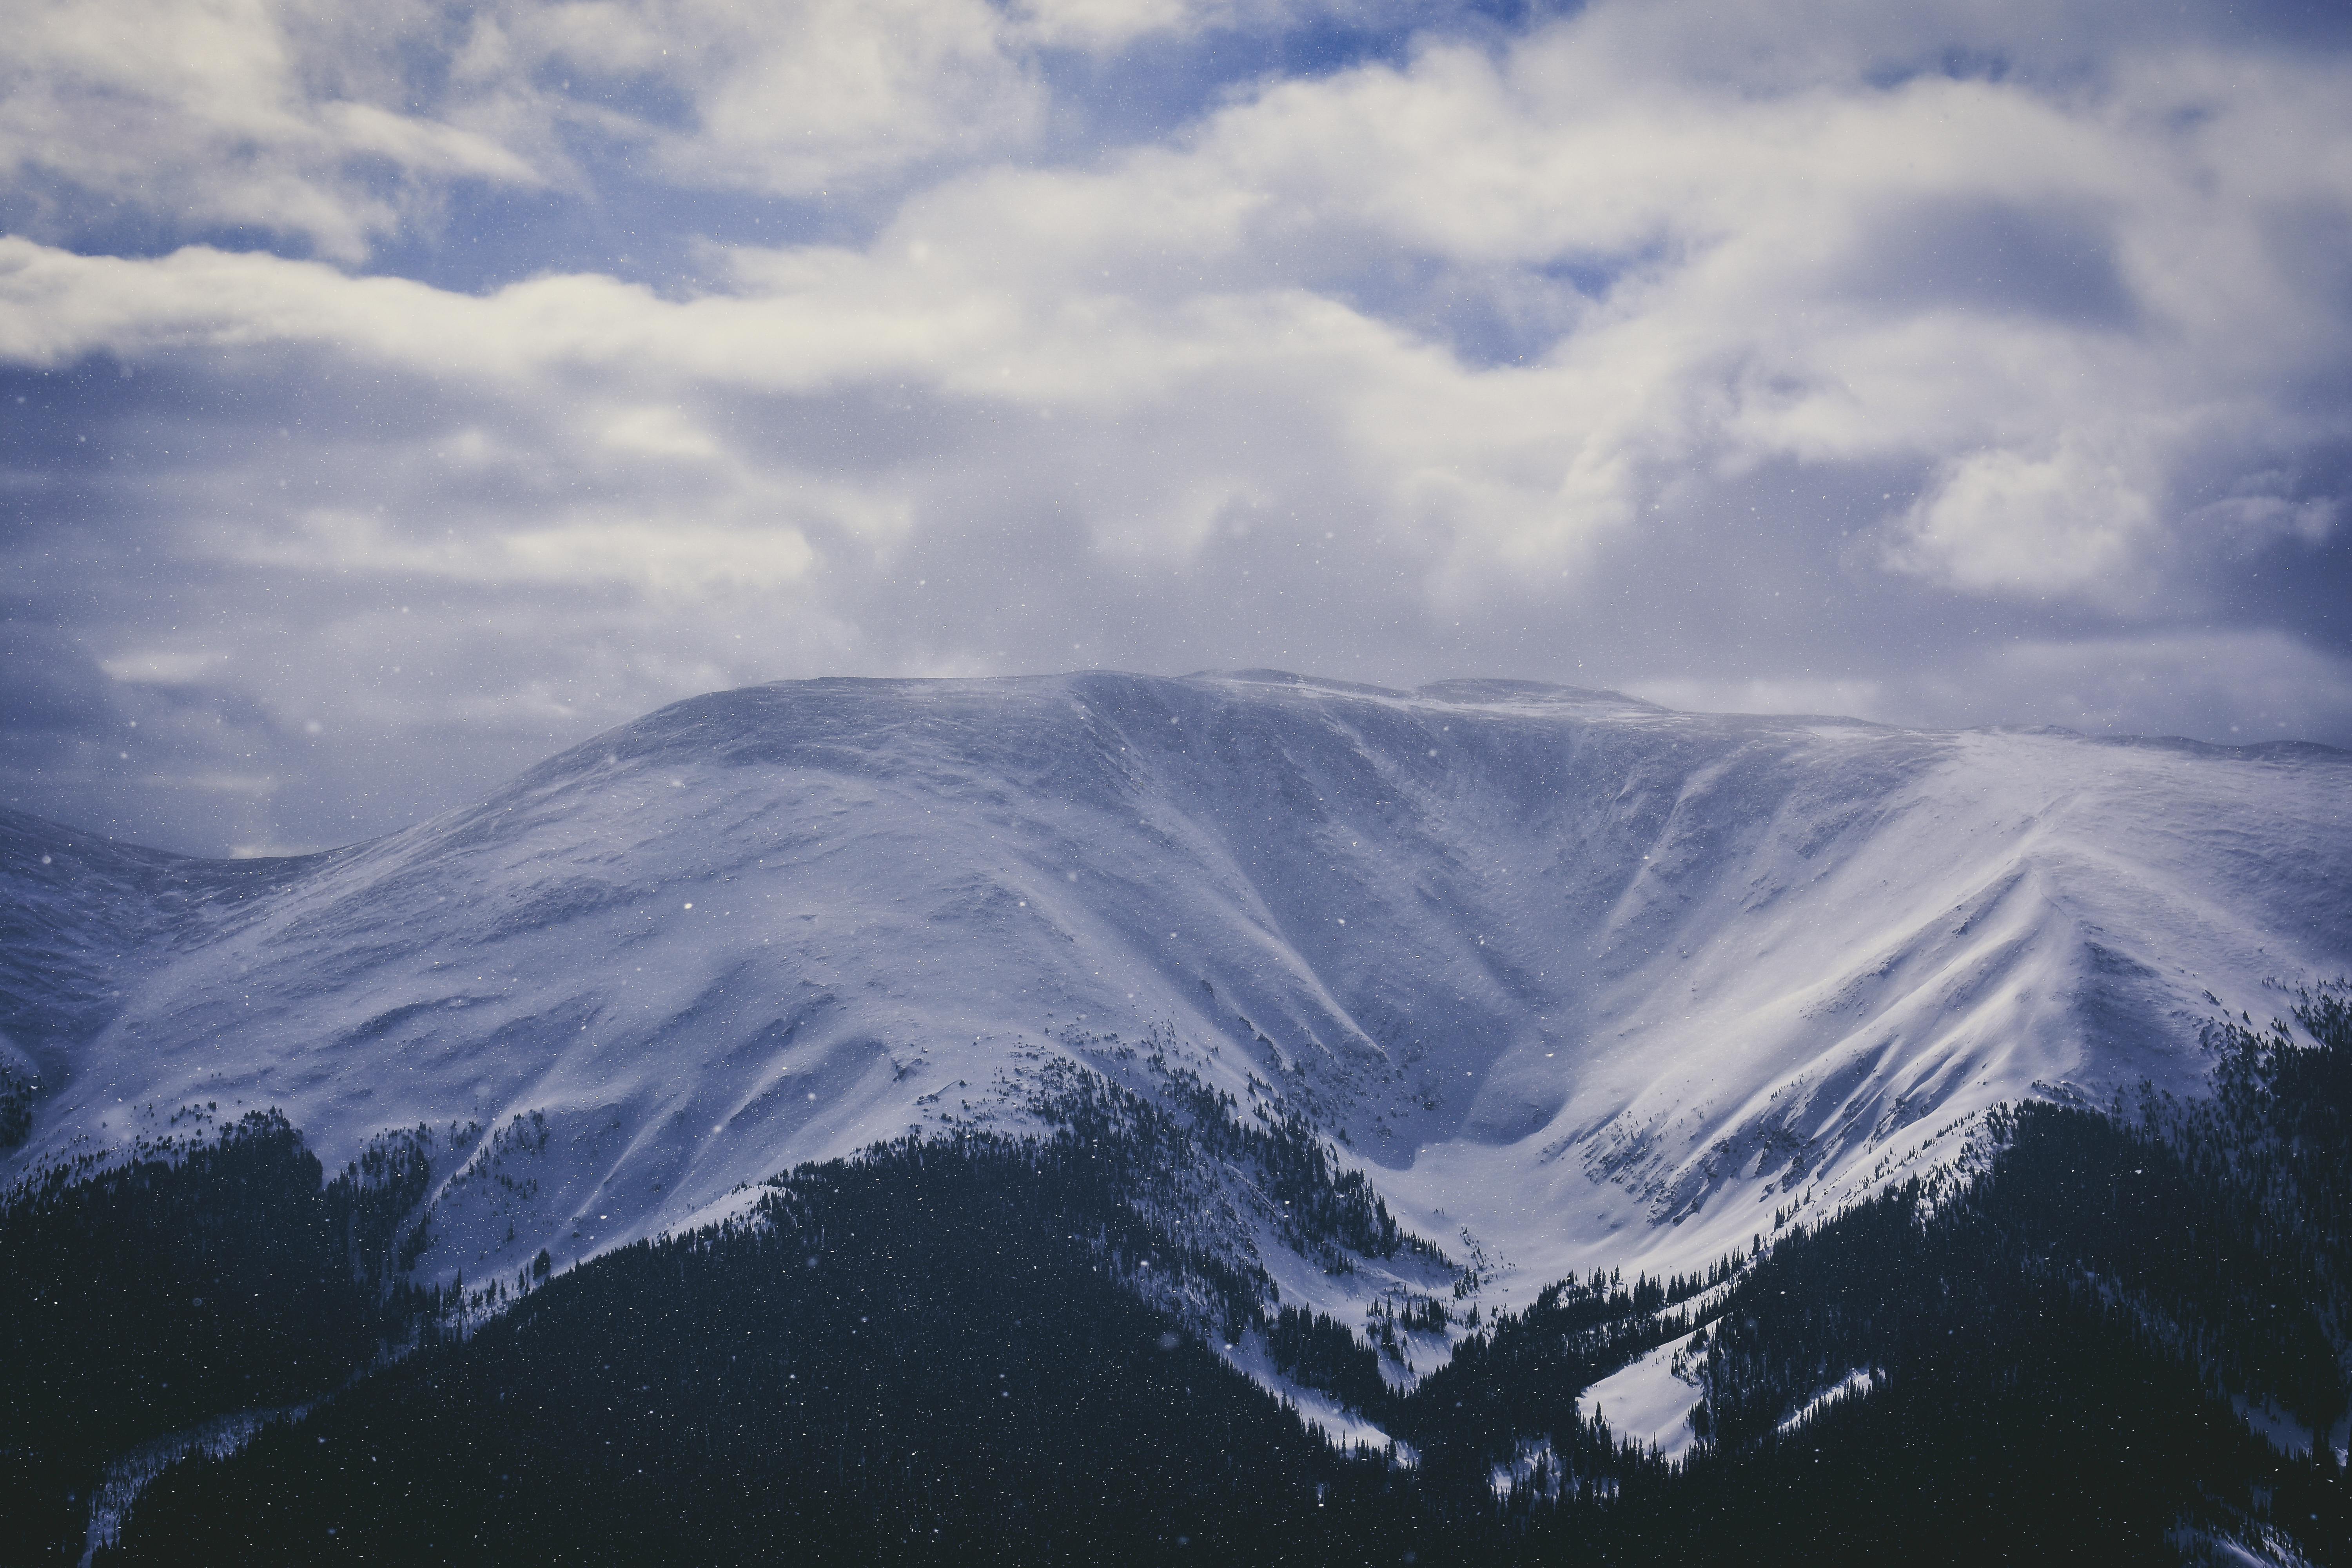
{"left": 4, "top": 671, "right": 2348, "bottom": 1332}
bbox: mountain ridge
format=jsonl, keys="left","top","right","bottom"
{"left": 4, "top": 669, "right": 2348, "bottom": 1346}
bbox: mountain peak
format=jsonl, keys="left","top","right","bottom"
{"left": 4, "top": 673, "right": 2347, "bottom": 1332}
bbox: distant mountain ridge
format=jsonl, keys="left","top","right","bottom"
{"left": 4, "top": 670, "right": 2348, "bottom": 1336}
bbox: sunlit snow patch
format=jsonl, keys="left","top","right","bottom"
{"left": 1577, "top": 1328, "right": 1703, "bottom": 1463}
{"left": 1220, "top": 1330, "right": 1413, "bottom": 1462}
{"left": 1778, "top": 1367, "right": 1877, "bottom": 1436}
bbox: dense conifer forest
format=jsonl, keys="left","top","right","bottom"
{"left": 0, "top": 1111, "right": 438, "bottom": 1559}
{"left": 4, "top": 988, "right": 2346, "bottom": 1565}
{"left": 89, "top": 1133, "right": 1440, "bottom": 1566}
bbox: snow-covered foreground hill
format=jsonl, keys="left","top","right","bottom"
{"left": 5, "top": 671, "right": 2348, "bottom": 1338}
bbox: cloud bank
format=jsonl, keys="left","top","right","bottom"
{"left": 4, "top": 0, "right": 2350, "bottom": 853}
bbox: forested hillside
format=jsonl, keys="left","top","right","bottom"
{"left": 15, "top": 987, "right": 2337, "bottom": 1566}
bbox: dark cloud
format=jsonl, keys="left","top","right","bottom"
{"left": 1849, "top": 198, "right": 2136, "bottom": 327}
{"left": 0, "top": 623, "right": 117, "bottom": 762}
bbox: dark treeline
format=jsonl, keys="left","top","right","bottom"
{"left": 1263, "top": 1252, "right": 1743, "bottom": 1504}
{"left": 0, "top": 1111, "right": 438, "bottom": 1562}
{"left": 1497, "top": 985, "right": 2352, "bottom": 1563}
{"left": 1253, "top": 993, "right": 2352, "bottom": 1559}
{"left": 1571, "top": 1107, "right": 2335, "bottom": 1563}
{"left": 2158, "top": 987, "right": 2352, "bottom": 1441}
{"left": 97, "top": 1102, "right": 2346, "bottom": 1566}
{"left": 19, "top": 987, "right": 2352, "bottom": 1564}
{"left": 100, "top": 1132, "right": 1442, "bottom": 1567}
{"left": 1031, "top": 1049, "right": 1439, "bottom": 1284}
{"left": 1389, "top": 1258, "right": 1735, "bottom": 1496}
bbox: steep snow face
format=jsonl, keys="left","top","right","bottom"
{"left": 4, "top": 672, "right": 2348, "bottom": 1317}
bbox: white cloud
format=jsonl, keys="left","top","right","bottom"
{"left": 10, "top": 11, "right": 2351, "bottom": 594}
{"left": 508, "top": 0, "right": 1045, "bottom": 196}
{"left": 1882, "top": 439, "right": 2165, "bottom": 607}
{"left": 7, "top": 0, "right": 2352, "bottom": 851}
{"left": 232, "top": 508, "right": 820, "bottom": 595}
{"left": 0, "top": 0, "right": 1060, "bottom": 258}
{"left": 1931, "top": 631, "right": 2352, "bottom": 742}
{"left": 1013, "top": 0, "right": 1202, "bottom": 50}
{"left": 1631, "top": 630, "right": 2352, "bottom": 746}
{"left": 0, "top": 0, "right": 547, "bottom": 259}
{"left": 97, "top": 650, "right": 225, "bottom": 685}
{"left": 1621, "top": 674, "right": 1894, "bottom": 724}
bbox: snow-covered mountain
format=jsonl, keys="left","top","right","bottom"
{"left": 5, "top": 671, "right": 2348, "bottom": 1332}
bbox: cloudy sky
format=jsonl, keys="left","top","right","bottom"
{"left": 4, "top": 0, "right": 2351, "bottom": 855}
